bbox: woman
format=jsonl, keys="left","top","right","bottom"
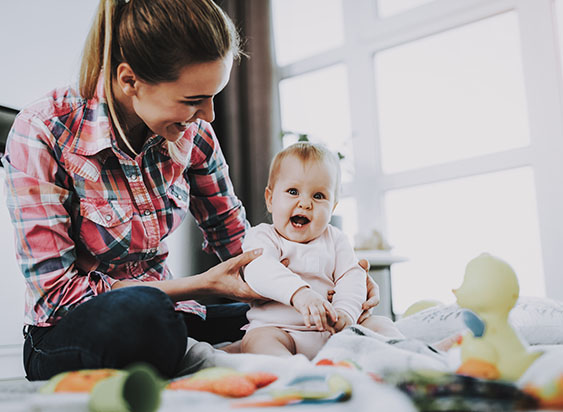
{"left": 3, "top": 0, "right": 378, "bottom": 380}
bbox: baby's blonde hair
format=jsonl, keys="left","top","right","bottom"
{"left": 267, "top": 142, "right": 341, "bottom": 202}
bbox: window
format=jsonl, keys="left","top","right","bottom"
{"left": 278, "top": 64, "right": 355, "bottom": 183}
{"left": 375, "top": 12, "right": 529, "bottom": 173}
{"left": 271, "top": 0, "right": 345, "bottom": 66}
{"left": 271, "top": 0, "right": 563, "bottom": 312}
{"left": 377, "top": 0, "right": 436, "bottom": 18}
{"left": 385, "top": 167, "right": 544, "bottom": 311}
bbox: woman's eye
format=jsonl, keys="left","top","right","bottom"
{"left": 313, "top": 193, "right": 325, "bottom": 200}
{"left": 288, "top": 188, "right": 298, "bottom": 195}
{"left": 182, "top": 100, "right": 202, "bottom": 107}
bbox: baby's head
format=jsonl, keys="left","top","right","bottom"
{"left": 265, "top": 142, "right": 340, "bottom": 243}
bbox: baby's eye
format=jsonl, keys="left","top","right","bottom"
{"left": 287, "top": 188, "right": 298, "bottom": 195}
{"left": 313, "top": 192, "right": 326, "bottom": 200}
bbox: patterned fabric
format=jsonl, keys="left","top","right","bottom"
{"left": 385, "top": 370, "right": 538, "bottom": 412}
{"left": 2, "top": 77, "right": 248, "bottom": 327}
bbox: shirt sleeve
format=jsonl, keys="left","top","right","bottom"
{"left": 187, "top": 121, "right": 249, "bottom": 261}
{"left": 242, "top": 225, "right": 309, "bottom": 306}
{"left": 331, "top": 228, "right": 367, "bottom": 323}
{"left": 2, "top": 111, "right": 114, "bottom": 326}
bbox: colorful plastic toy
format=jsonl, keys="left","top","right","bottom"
{"left": 453, "top": 253, "right": 542, "bottom": 381}
{"left": 167, "top": 367, "right": 277, "bottom": 398}
{"left": 40, "top": 364, "right": 163, "bottom": 412}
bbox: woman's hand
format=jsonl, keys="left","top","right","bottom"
{"left": 326, "top": 259, "right": 380, "bottom": 324}
{"left": 203, "top": 248, "right": 266, "bottom": 302}
{"left": 358, "top": 258, "right": 380, "bottom": 323}
{"left": 332, "top": 309, "right": 353, "bottom": 333}
{"left": 112, "top": 249, "right": 266, "bottom": 303}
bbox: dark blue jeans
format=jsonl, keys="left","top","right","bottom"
{"left": 23, "top": 286, "right": 249, "bottom": 381}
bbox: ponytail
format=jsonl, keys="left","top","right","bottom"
{"left": 79, "top": 0, "right": 138, "bottom": 155}
{"left": 78, "top": 0, "right": 243, "bottom": 157}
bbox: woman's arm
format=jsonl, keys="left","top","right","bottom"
{"left": 112, "top": 248, "right": 265, "bottom": 302}
{"left": 186, "top": 121, "right": 249, "bottom": 261}
{"left": 331, "top": 229, "right": 368, "bottom": 323}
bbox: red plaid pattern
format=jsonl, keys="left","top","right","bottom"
{"left": 2, "top": 78, "right": 248, "bottom": 326}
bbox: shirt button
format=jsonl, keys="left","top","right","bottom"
{"left": 105, "top": 215, "right": 112, "bottom": 221}
{"left": 143, "top": 210, "right": 151, "bottom": 216}
{"left": 130, "top": 174, "right": 138, "bottom": 181}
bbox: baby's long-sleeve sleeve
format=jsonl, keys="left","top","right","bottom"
{"left": 242, "top": 224, "right": 309, "bottom": 306}
{"left": 331, "top": 228, "right": 367, "bottom": 323}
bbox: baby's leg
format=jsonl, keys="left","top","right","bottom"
{"left": 360, "top": 315, "right": 405, "bottom": 339}
{"left": 241, "top": 326, "right": 296, "bottom": 357}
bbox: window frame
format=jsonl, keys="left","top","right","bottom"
{"left": 272, "top": 0, "right": 563, "bottom": 302}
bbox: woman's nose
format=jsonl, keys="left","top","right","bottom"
{"left": 196, "top": 99, "right": 215, "bottom": 123}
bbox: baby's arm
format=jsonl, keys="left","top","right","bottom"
{"left": 331, "top": 228, "right": 368, "bottom": 331}
{"left": 242, "top": 225, "right": 336, "bottom": 331}
{"left": 242, "top": 225, "right": 309, "bottom": 303}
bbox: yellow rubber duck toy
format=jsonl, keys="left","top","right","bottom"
{"left": 453, "top": 253, "right": 542, "bottom": 381}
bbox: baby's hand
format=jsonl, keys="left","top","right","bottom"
{"left": 332, "top": 309, "right": 354, "bottom": 333}
{"left": 291, "top": 287, "right": 337, "bottom": 332}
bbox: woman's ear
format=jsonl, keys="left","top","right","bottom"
{"left": 115, "top": 63, "right": 138, "bottom": 97}
{"left": 264, "top": 187, "right": 273, "bottom": 213}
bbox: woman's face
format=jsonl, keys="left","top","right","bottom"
{"left": 121, "top": 54, "right": 233, "bottom": 142}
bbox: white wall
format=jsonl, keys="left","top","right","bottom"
{"left": 0, "top": 1, "right": 100, "bottom": 378}
{"left": 0, "top": 1, "right": 99, "bottom": 109}
{"left": 0, "top": 1, "right": 194, "bottom": 378}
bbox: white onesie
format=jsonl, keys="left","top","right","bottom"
{"left": 242, "top": 223, "right": 366, "bottom": 358}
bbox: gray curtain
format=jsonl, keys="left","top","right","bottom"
{"left": 187, "top": 0, "right": 280, "bottom": 276}
{"left": 214, "top": 0, "right": 279, "bottom": 226}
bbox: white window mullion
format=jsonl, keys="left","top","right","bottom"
{"left": 278, "top": 48, "right": 346, "bottom": 80}
{"left": 342, "top": 1, "right": 387, "bottom": 237}
{"left": 362, "top": 0, "right": 516, "bottom": 51}
{"left": 518, "top": 0, "right": 563, "bottom": 301}
{"left": 379, "top": 147, "right": 533, "bottom": 191}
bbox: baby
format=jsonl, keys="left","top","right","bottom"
{"left": 241, "top": 142, "right": 402, "bottom": 359}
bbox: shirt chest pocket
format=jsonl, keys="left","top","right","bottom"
{"left": 78, "top": 198, "right": 134, "bottom": 263}
{"left": 166, "top": 182, "right": 189, "bottom": 218}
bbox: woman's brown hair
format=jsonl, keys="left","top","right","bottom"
{"left": 79, "top": 0, "right": 242, "bottom": 154}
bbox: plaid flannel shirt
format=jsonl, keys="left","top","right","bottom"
{"left": 2, "top": 78, "right": 248, "bottom": 327}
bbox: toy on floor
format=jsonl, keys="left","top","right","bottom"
{"left": 523, "top": 375, "right": 563, "bottom": 409}
{"left": 385, "top": 369, "right": 538, "bottom": 411}
{"left": 167, "top": 367, "right": 277, "bottom": 398}
{"left": 232, "top": 373, "right": 352, "bottom": 408}
{"left": 40, "top": 363, "right": 162, "bottom": 412}
{"left": 453, "top": 253, "right": 542, "bottom": 381}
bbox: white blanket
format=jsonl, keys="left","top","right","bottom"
{"left": 4, "top": 324, "right": 563, "bottom": 412}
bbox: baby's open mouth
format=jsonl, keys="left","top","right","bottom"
{"left": 290, "top": 215, "right": 310, "bottom": 227}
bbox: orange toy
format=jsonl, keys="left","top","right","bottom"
{"left": 456, "top": 358, "right": 500, "bottom": 380}
{"left": 41, "top": 369, "right": 120, "bottom": 393}
{"left": 524, "top": 375, "right": 563, "bottom": 409}
{"left": 168, "top": 367, "right": 277, "bottom": 398}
